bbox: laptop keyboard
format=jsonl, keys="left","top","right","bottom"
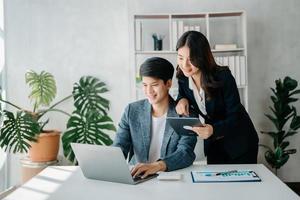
{"left": 133, "top": 174, "right": 158, "bottom": 182}
{"left": 133, "top": 175, "right": 143, "bottom": 182}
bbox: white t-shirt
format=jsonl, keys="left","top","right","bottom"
{"left": 148, "top": 113, "right": 167, "bottom": 163}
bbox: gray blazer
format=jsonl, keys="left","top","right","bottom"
{"left": 113, "top": 97, "right": 197, "bottom": 171}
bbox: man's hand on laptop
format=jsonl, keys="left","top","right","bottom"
{"left": 131, "top": 161, "right": 167, "bottom": 179}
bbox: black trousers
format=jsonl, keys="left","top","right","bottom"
{"left": 206, "top": 139, "right": 258, "bottom": 164}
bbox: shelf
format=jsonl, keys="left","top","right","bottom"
{"left": 172, "top": 14, "right": 206, "bottom": 19}
{"left": 135, "top": 48, "right": 244, "bottom": 54}
{"left": 133, "top": 11, "right": 248, "bottom": 110}
{"left": 211, "top": 48, "right": 245, "bottom": 52}
{"left": 135, "top": 51, "right": 176, "bottom": 54}
{"left": 209, "top": 11, "right": 243, "bottom": 18}
{"left": 135, "top": 15, "right": 169, "bottom": 20}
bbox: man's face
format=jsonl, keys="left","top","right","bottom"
{"left": 142, "top": 76, "right": 172, "bottom": 105}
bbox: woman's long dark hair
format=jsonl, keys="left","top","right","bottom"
{"left": 176, "top": 31, "right": 224, "bottom": 99}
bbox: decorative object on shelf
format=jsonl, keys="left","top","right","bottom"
{"left": 152, "top": 33, "right": 164, "bottom": 51}
{"left": 260, "top": 76, "right": 300, "bottom": 175}
{"left": 0, "top": 71, "right": 116, "bottom": 164}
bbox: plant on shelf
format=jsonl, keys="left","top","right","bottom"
{"left": 0, "top": 70, "right": 115, "bottom": 163}
{"left": 260, "top": 76, "right": 300, "bottom": 175}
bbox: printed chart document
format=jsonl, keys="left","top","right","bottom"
{"left": 191, "top": 170, "right": 261, "bottom": 183}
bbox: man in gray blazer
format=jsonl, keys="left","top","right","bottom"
{"left": 113, "top": 57, "right": 197, "bottom": 178}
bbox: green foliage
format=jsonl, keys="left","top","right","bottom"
{"left": 25, "top": 70, "right": 57, "bottom": 111}
{"left": 62, "top": 76, "right": 115, "bottom": 163}
{"left": 0, "top": 71, "right": 115, "bottom": 156}
{"left": 73, "top": 76, "right": 109, "bottom": 116}
{"left": 0, "top": 111, "right": 40, "bottom": 153}
{"left": 261, "top": 76, "right": 300, "bottom": 170}
{"left": 62, "top": 110, "right": 115, "bottom": 163}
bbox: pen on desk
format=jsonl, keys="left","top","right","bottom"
{"left": 215, "top": 170, "right": 238, "bottom": 176}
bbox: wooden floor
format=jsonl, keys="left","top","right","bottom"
{"left": 286, "top": 182, "right": 300, "bottom": 196}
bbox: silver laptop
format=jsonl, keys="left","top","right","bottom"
{"left": 71, "top": 143, "right": 158, "bottom": 185}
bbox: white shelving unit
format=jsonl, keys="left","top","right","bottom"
{"left": 132, "top": 11, "right": 248, "bottom": 111}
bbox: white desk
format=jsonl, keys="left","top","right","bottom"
{"left": 4, "top": 164, "right": 299, "bottom": 200}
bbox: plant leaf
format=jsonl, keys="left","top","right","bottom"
{"left": 25, "top": 70, "right": 57, "bottom": 109}
{"left": 73, "top": 76, "right": 109, "bottom": 116}
{"left": 274, "top": 147, "right": 283, "bottom": 159}
{"left": 280, "top": 141, "right": 289, "bottom": 150}
{"left": 277, "top": 154, "right": 289, "bottom": 169}
{"left": 289, "top": 89, "right": 300, "bottom": 97}
{"left": 265, "top": 150, "right": 276, "bottom": 168}
{"left": 283, "top": 76, "right": 297, "bottom": 91}
{"left": 0, "top": 110, "right": 40, "bottom": 153}
{"left": 284, "top": 149, "right": 297, "bottom": 154}
{"left": 62, "top": 110, "right": 115, "bottom": 163}
{"left": 290, "top": 116, "right": 300, "bottom": 130}
{"left": 283, "top": 131, "right": 298, "bottom": 139}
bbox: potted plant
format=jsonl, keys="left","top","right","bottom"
{"left": 0, "top": 70, "right": 115, "bottom": 163}
{"left": 261, "top": 76, "right": 300, "bottom": 175}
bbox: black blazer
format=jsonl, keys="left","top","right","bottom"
{"left": 177, "top": 67, "right": 258, "bottom": 160}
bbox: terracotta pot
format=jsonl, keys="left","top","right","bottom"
{"left": 28, "top": 130, "right": 60, "bottom": 162}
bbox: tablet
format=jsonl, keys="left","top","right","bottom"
{"left": 166, "top": 117, "right": 203, "bottom": 136}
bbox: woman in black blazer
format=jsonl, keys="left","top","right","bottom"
{"left": 175, "top": 31, "right": 258, "bottom": 164}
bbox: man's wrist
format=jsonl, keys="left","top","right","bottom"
{"left": 157, "top": 160, "right": 167, "bottom": 171}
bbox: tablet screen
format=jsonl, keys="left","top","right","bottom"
{"left": 166, "top": 117, "right": 203, "bottom": 136}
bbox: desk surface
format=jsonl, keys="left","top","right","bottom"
{"left": 4, "top": 164, "right": 299, "bottom": 200}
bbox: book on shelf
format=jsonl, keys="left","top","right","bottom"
{"left": 223, "top": 56, "right": 229, "bottom": 67}
{"left": 183, "top": 25, "right": 189, "bottom": 33}
{"left": 189, "top": 26, "right": 195, "bottom": 31}
{"left": 135, "top": 20, "right": 142, "bottom": 51}
{"left": 235, "top": 56, "right": 241, "bottom": 86}
{"left": 240, "top": 56, "right": 246, "bottom": 85}
{"left": 228, "top": 56, "right": 235, "bottom": 79}
{"left": 178, "top": 20, "right": 184, "bottom": 39}
{"left": 214, "top": 44, "right": 237, "bottom": 50}
{"left": 172, "top": 21, "right": 178, "bottom": 51}
{"left": 194, "top": 25, "right": 201, "bottom": 32}
{"left": 214, "top": 55, "right": 247, "bottom": 87}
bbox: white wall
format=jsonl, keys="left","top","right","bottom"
{"left": 3, "top": 0, "right": 300, "bottom": 185}
{"left": 4, "top": 0, "right": 131, "bottom": 186}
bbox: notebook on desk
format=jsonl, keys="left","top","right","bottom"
{"left": 191, "top": 170, "right": 261, "bottom": 183}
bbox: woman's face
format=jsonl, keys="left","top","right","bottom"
{"left": 177, "top": 45, "right": 199, "bottom": 77}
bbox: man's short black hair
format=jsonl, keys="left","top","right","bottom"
{"left": 139, "top": 57, "right": 174, "bottom": 83}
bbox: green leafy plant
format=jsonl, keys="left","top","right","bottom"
{"left": 62, "top": 76, "right": 116, "bottom": 163}
{"left": 261, "top": 76, "right": 300, "bottom": 174}
{"left": 0, "top": 71, "right": 115, "bottom": 162}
